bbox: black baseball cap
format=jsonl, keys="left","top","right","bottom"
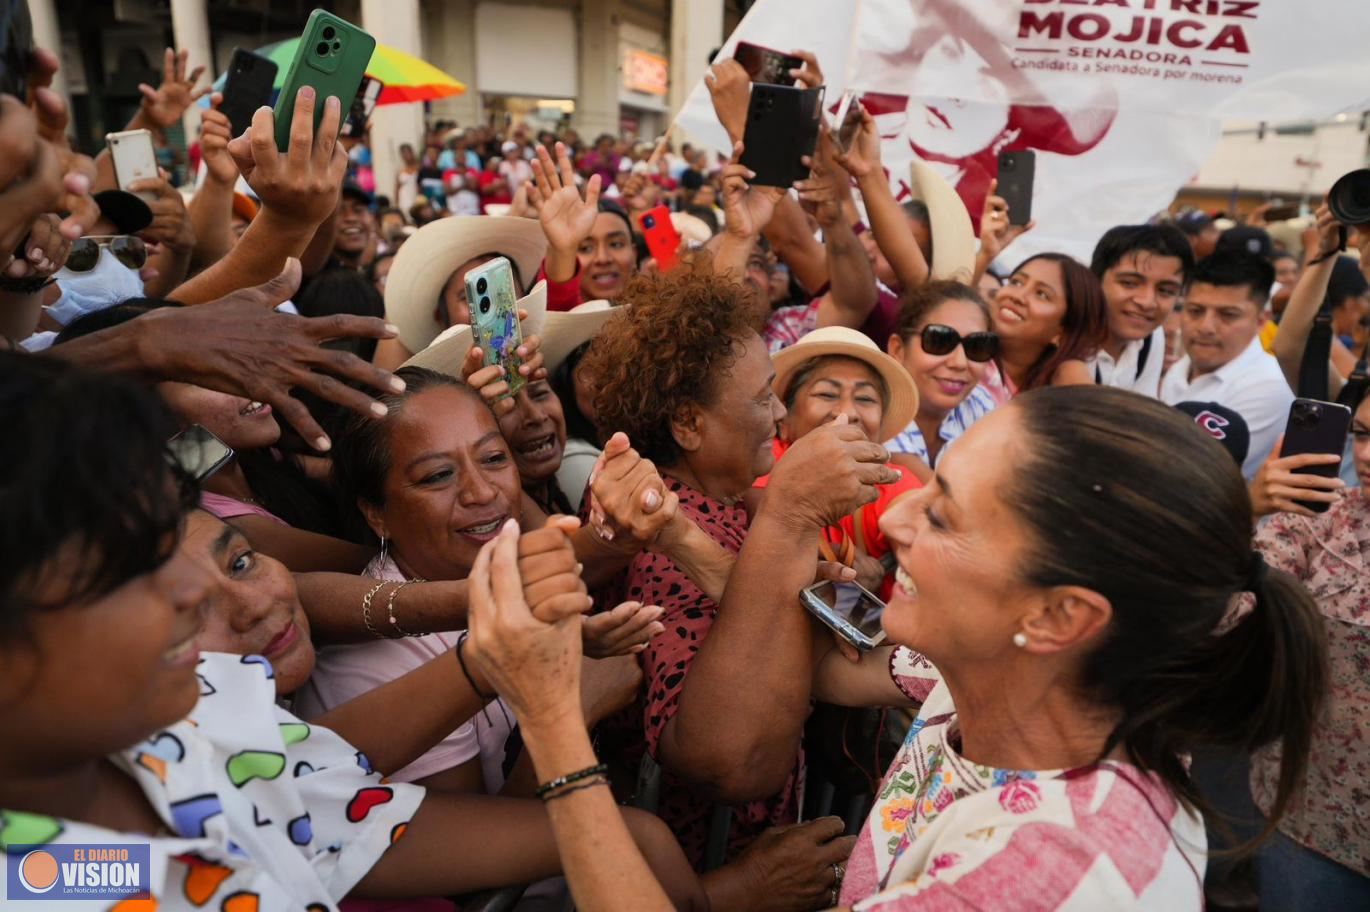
{"left": 1175, "top": 401, "right": 1250, "bottom": 467}
{"left": 1216, "top": 225, "right": 1273, "bottom": 260}
{"left": 341, "top": 180, "right": 374, "bottom": 206}
{"left": 92, "top": 190, "right": 153, "bottom": 235}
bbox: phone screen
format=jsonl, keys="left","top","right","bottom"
{"left": 167, "top": 424, "right": 234, "bottom": 482}
{"left": 807, "top": 581, "right": 886, "bottom": 641}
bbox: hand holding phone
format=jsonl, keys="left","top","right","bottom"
{"left": 734, "top": 41, "right": 803, "bottom": 86}
{"left": 801, "top": 580, "right": 888, "bottom": 651}
{"left": 740, "top": 84, "right": 825, "bottom": 188}
{"left": 1279, "top": 398, "right": 1352, "bottom": 514}
{"left": 466, "top": 257, "right": 525, "bottom": 398}
{"left": 221, "top": 48, "right": 278, "bottom": 139}
{"left": 106, "top": 129, "right": 159, "bottom": 203}
{"left": 341, "top": 76, "right": 383, "bottom": 139}
{"left": 273, "top": 10, "right": 375, "bottom": 153}
{"left": 830, "top": 90, "right": 863, "bottom": 156}
{"left": 995, "top": 150, "right": 1035, "bottom": 226}
{"left": 638, "top": 205, "right": 681, "bottom": 273}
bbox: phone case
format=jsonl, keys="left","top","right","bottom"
{"left": 106, "top": 130, "right": 159, "bottom": 200}
{"left": 1283, "top": 398, "right": 1352, "bottom": 513}
{"left": 996, "top": 149, "right": 1036, "bottom": 226}
{"left": 342, "top": 76, "right": 383, "bottom": 138}
{"left": 274, "top": 10, "right": 376, "bottom": 153}
{"left": 639, "top": 206, "right": 681, "bottom": 273}
{"left": 740, "top": 84, "right": 825, "bottom": 188}
{"left": 832, "top": 89, "right": 862, "bottom": 155}
{"left": 465, "top": 258, "right": 525, "bottom": 397}
{"left": 168, "top": 424, "right": 235, "bottom": 482}
{"left": 221, "top": 48, "right": 279, "bottom": 139}
{"left": 734, "top": 41, "right": 802, "bottom": 86}
{"left": 799, "top": 582, "right": 888, "bottom": 651}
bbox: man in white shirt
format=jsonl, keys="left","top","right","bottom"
{"left": 1161, "top": 252, "right": 1292, "bottom": 479}
{"left": 1087, "top": 224, "right": 1192, "bottom": 396}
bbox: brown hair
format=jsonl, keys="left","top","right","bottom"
{"left": 893, "top": 280, "right": 990, "bottom": 342}
{"left": 1011, "top": 386, "right": 1326, "bottom": 851}
{"left": 1010, "top": 254, "right": 1108, "bottom": 391}
{"left": 582, "top": 260, "right": 758, "bottom": 465}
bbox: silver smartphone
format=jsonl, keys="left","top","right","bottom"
{"left": 801, "top": 579, "right": 888, "bottom": 651}
{"left": 106, "top": 129, "right": 159, "bottom": 202}
{"left": 168, "top": 424, "right": 234, "bottom": 482}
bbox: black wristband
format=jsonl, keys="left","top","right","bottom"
{"left": 535, "top": 762, "right": 610, "bottom": 799}
{"left": 541, "top": 776, "right": 609, "bottom": 802}
{"left": 455, "top": 634, "right": 494, "bottom": 702}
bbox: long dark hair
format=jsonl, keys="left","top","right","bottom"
{"left": 1011, "top": 253, "right": 1108, "bottom": 391}
{"left": 550, "top": 340, "right": 598, "bottom": 446}
{"left": 1012, "top": 386, "right": 1326, "bottom": 851}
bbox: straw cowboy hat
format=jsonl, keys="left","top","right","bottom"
{"left": 772, "top": 326, "right": 919, "bottom": 442}
{"left": 402, "top": 285, "right": 617, "bottom": 384}
{"left": 384, "top": 216, "right": 547, "bottom": 355}
{"left": 909, "top": 160, "right": 977, "bottom": 283}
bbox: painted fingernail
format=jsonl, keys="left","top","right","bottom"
{"left": 314, "top": 435, "right": 332, "bottom": 452}
{"left": 370, "top": 401, "right": 389, "bottom": 418}
{"left": 389, "top": 375, "right": 406, "bottom": 393}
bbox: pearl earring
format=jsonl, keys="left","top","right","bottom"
{"left": 1012, "top": 632, "right": 1028, "bottom": 648}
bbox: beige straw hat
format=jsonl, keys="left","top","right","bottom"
{"left": 909, "top": 160, "right": 977, "bottom": 283}
{"left": 772, "top": 326, "right": 919, "bottom": 442}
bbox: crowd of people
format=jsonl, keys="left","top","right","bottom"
{"left": 3, "top": 27, "right": 1369, "bottom": 912}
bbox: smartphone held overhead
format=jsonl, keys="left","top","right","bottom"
{"left": 734, "top": 40, "right": 803, "bottom": 86}
{"left": 741, "top": 83, "right": 825, "bottom": 188}
{"left": 221, "top": 48, "right": 278, "bottom": 138}
{"left": 465, "top": 257, "right": 525, "bottom": 398}
{"left": 273, "top": 10, "right": 375, "bottom": 152}
{"left": 996, "top": 150, "right": 1036, "bottom": 226}
{"left": 639, "top": 206, "right": 682, "bottom": 273}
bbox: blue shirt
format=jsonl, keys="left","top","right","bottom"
{"left": 886, "top": 387, "right": 996, "bottom": 467}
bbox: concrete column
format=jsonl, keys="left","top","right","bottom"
{"left": 26, "top": 0, "right": 70, "bottom": 119}
{"left": 576, "top": 0, "right": 619, "bottom": 138}
{"left": 363, "top": 0, "right": 425, "bottom": 207}
{"left": 169, "top": 0, "right": 214, "bottom": 139}
{"left": 668, "top": 0, "right": 722, "bottom": 121}
{"left": 422, "top": 0, "right": 480, "bottom": 128}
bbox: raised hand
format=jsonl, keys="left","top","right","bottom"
{"left": 227, "top": 88, "right": 347, "bottom": 232}
{"left": 0, "top": 97, "right": 63, "bottom": 262}
{"left": 721, "top": 141, "right": 784, "bottom": 240}
{"left": 1249, "top": 434, "right": 1344, "bottom": 518}
{"left": 794, "top": 129, "right": 847, "bottom": 229}
{"left": 586, "top": 431, "right": 677, "bottom": 548}
{"left": 27, "top": 48, "right": 97, "bottom": 240}
{"left": 199, "top": 99, "right": 240, "bottom": 186}
{"left": 4, "top": 214, "right": 72, "bottom": 280}
{"left": 461, "top": 330, "right": 547, "bottom": 417}
{"left": 125, "top": 258, "right": 402, "bottom": 451}
{"left": 978, "top": 178, "right": 1035, "bottom": 263}
{"left": 534, "top": 141, "right": 602, "bottom": 254}
{"left": 830, "top": 104, "right": 882, "bottom": 182}
{"left": 764, "top": 414, "right": 900, "bottom": 529}
{"left": 788, "top": 49, "right": 825, "bottom": 89}
{"left": 137, "top": 47, "right": 210, "bottom": 129}
{"left": 128, "top": 175, "right": 196, "bottom": 254}
{"left": 705, "top": 58, "right": 751, "bottom": 146}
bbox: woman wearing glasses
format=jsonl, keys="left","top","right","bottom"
{"left": 885, "top": 281, "right": 1000, "bottom": 480}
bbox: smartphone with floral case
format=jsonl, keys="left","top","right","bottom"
{"left": 464, "top": 257, "right": 524, "bottom": 398}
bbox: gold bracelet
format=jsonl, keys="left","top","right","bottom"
{"left": 385, "top": 579, "right": 424, "bottom": 637}
{"left": 361, "top": 582, "right": 387, "bottom": 638}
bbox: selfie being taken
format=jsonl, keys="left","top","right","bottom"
{"left": 2, "top": 0, "right": 1368, "bottom": 909}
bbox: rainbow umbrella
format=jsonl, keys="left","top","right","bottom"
{"left": 211, "top": 39, "right": 464, "bottom": 105}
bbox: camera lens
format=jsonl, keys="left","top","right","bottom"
{"left": 480, "top": 296, "right": 491, "bottom": 315}
{"left": 1329, "top": 169, "right": 1370, "bottom": 226}
{"left": 316, "top": 42, "right": 330, "bottom": 56}
{"left": 643, "top": 215, "right": 655, "bottom": 228}
{"left": 476, "top": 277, "right": 487, "bottom": 294}
{"left": 322, "top": 26, "right": 336, "bottom": 40}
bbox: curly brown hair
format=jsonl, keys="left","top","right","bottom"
{"left": 583, "top": 260, "right": 760, "bottom": 465}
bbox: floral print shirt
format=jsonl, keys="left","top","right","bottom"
{"left": 840, "top": 648, "right": 1206, "bottom": 910}
{"left": 0, "top": 652, "right": 424, "bottom": 910}
{"left": 1252, "top": 490, "right": 1370, "bottom": 875}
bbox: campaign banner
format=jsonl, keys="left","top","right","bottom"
{"left": 673, "top": 0, "right": 1370, "bottom": 263}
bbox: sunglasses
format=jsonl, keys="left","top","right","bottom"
{"left": 65, "top": 236, "right": 148, "bottom": 273}
{"left": 919, "top": 324, "right": 999, "bottom": 362}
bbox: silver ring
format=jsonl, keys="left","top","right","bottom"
{"left": 833, "top": 862, "right": 845, "bottom": 883}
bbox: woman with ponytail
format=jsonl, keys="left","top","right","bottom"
{"left": 1249, "top": 387, "right": 1370, "bottom": 909}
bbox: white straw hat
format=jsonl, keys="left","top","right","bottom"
{"left": 772, "top": 326, "right": 919, "bottom": 442}
{"left": 910, "top": 160, "right": 977, "bottom": 283}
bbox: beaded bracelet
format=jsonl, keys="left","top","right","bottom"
{"left": 385, "top": 579, "right": 422, "bottom": 637}
{"left": 535, "top": 762, "right": 610, "bottom": 800}
{"left": 542, "top": 776, "right": 609, "bottom": 802}
{"left": 361, "top": 582, "right": 388, "bottom": 638}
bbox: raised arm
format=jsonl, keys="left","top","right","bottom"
{"left": 656, "top": 418, "right": 900, "bottom": 800}
{"left": 799, "top": 131, "right": 879, "bottom": 329}
{"left": 1272, "top": 205, "right": 1344, "bottom": 396}
{"left": 186, "top": 100, "right": 239, "bottom": 271}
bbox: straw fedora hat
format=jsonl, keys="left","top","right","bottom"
{"left": 772, "top": 326, "right": 919, "bottom": 442}
{"left": 541, "top": 300, "right": 618, "bottom": 375}
{"left": 909, "top": 160, "right": 977, "bottom": 283}
{"left": 384, "top": 216, "right": 547, "bottom": 355}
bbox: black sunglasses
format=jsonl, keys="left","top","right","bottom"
{"left": 919, "top": 324, "right": 999, "bottom": 362}
{"left": 65, "top": 236, "right": 148, "bottom": 273}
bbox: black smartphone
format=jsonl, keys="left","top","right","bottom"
{"left": 740, "top": 83, "right": 825, "bottom": 188}
{"left": 1263, "top": 200, "right": 1300, "bottom": 222}
{"left": 734, "top": 41, "right": 803, "bottom": 86}
{"left": 800, "top": 580, "right": 888, "bottom": 651}
{"left": 996, "top": 149, "right": 1036, "bottom": 226}
{"left": 1282, "top": 398, "right": 1353, "bottom": 513}
{"left": 0, "top": 0, "right": 33, "bottom": 100}
{"left": 221, "top": 48, "right": 279, "bottom": 138}
{"left": 167, "top": 424, "right": 234, "bottom": 482}
{"left": 341, "top": 75, "right": 382, "bottom": 138}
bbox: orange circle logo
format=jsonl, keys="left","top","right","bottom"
{"left": 18, "top": 849, "right": 59, "bottom": 893}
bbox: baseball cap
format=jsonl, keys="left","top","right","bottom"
{"left": 92, "top": 190, "right": 153, "bottom": 235}
{"left": 1216, "top": 225, "right": 1273, "bottom": 260}
{"left": 1176, "top": 211, "right": 1215, "bottom": 237}
{"left": 341, "top": 180, "right": 373, "bottom": 206}
{"left": 1174, "top": 401, "right": 1250, "bottom": 467}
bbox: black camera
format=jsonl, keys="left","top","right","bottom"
{"left": 642, "top": 214, "right": 655, "bottom": 229}
{"left": 1328, "top": 169, "right": 1370, "bottom": 226}
{"left": 1291, "top": 399, "right": 1323, "bottom": 427}
{"left": 479, "top": 295, "right": 491, "bottom": 315}
{"left": 476, "top": 277, "right": 488, "bottom": 294}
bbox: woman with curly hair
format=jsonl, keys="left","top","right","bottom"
{"left": 582, "top": 263, "right": 898, "bottom": 876}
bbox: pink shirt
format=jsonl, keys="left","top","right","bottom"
{"left": 200, "top": 490, "right": 288, "bottom": 525}
{"left": 291, "top": 554, "right": 516, "bottom": 790}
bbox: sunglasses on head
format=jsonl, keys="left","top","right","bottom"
{"left": 919, "top": 324, "right": 999, "bottom": 362}
{"left": 65, "top": 236, "right": 148, "bottom": 273}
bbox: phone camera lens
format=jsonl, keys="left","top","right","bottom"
{"left": 476, "top": 277, "right": 487, "bottom": 294}
{"left": 322, "top": 26, "right": 336, "bottom": 39}
{"left": 316, "top": 41, "right": 329, "bottom": 56}
{"left": 479, "top": 296, "right": 491, "bottom": 315}
{"left": 332, "top": 41, "right": 342, "bottom": 52}
{"left": 643, "top": 215, "right": 655, "bottom": 228}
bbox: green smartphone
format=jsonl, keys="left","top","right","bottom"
{"left": 273, "top": 10, "right": 376, "bottom": 153}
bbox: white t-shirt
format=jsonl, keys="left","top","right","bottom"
{"left": 1161, "top": 335, "right": 1294, "bottom": 479}
{"left": 1087, "top": 327, "right": 1165, "bottom": 397}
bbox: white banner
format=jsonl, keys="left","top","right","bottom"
{"left": 674, "top": 0, "right": 1370, "bottom": 263}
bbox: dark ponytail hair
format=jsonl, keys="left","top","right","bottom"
{"left": 1011, "top": 386, "right": 1327, "bottom": 851}
{"left": 1009, "top": 253, "right": 1108, "bottom": 391}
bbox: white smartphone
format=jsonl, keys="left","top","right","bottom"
{"left": 801, "top": 579, "right": 888, "bottom": 651}
{"left": 106, "top": 129, "right": 159, "bottom": 202}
